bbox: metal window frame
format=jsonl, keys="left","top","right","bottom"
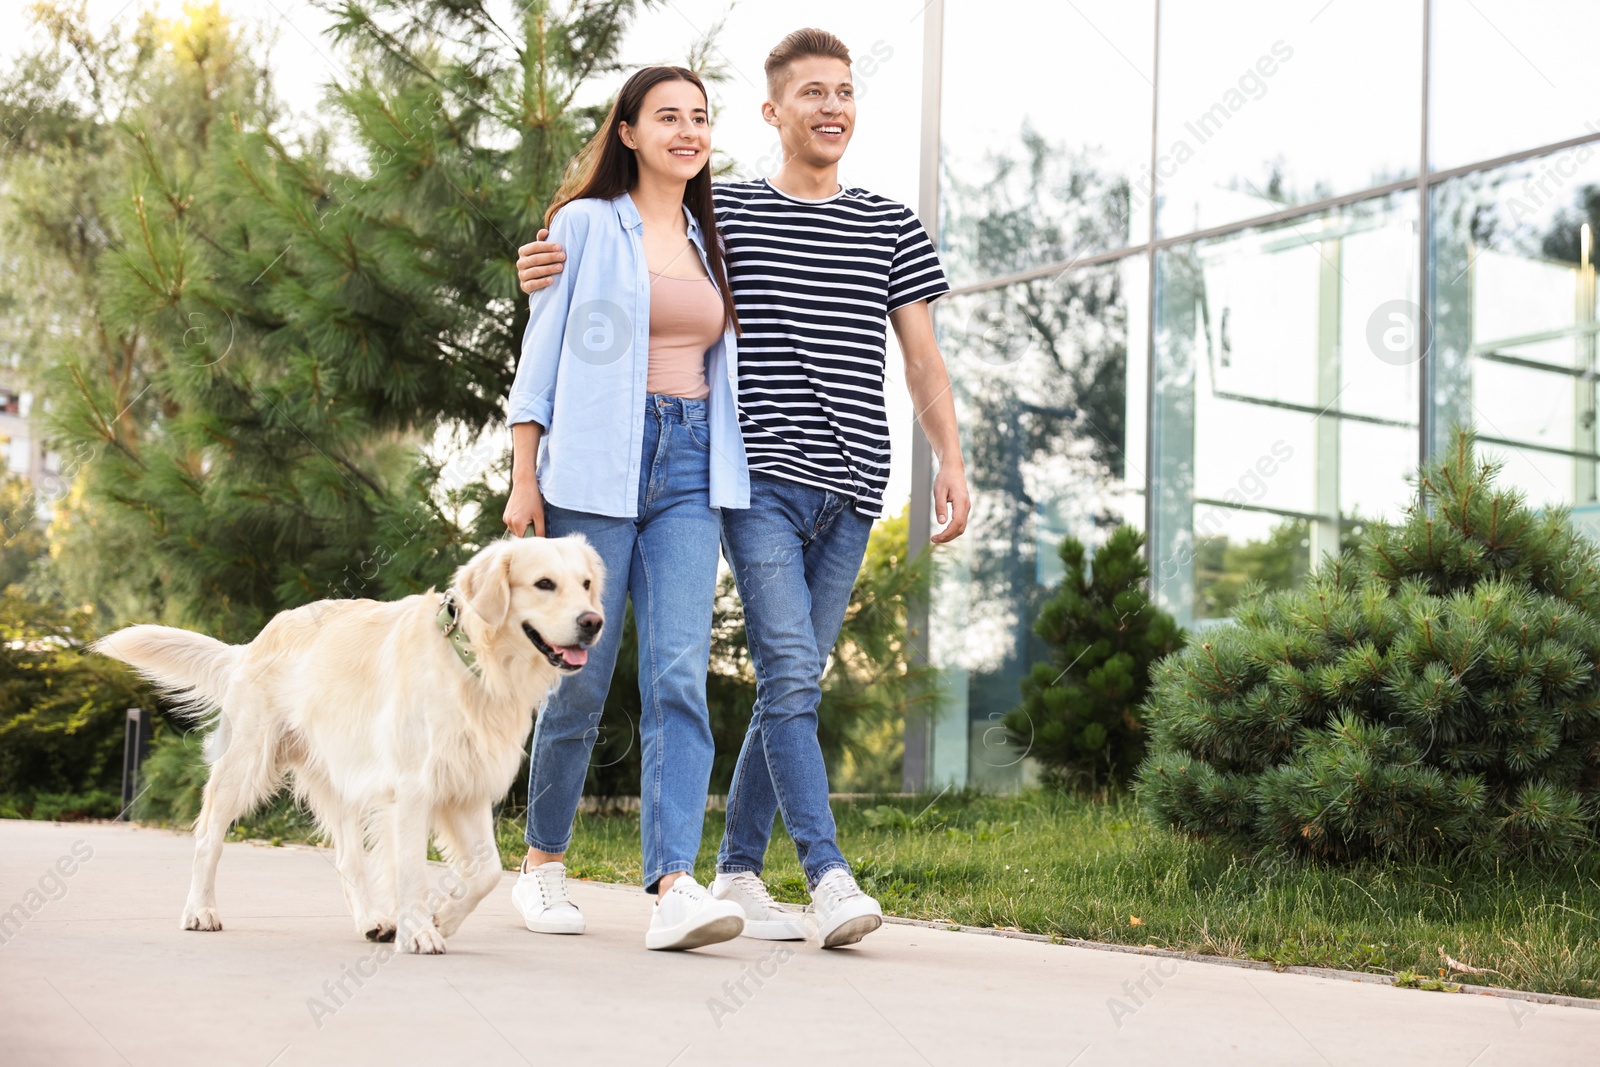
{"left": 902, "top": 0, "right": 945, "bottom": 791}
{"left": 943, "top": 117, "right": 1600, "bottom": 304}
{"left": 1144, "top": 0, "right": 1162, "bottom": 551}
{"left": 905, "top": 0, "right": 1600, "bottom": 788}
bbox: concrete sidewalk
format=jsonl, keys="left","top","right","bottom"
{"left": 1, "top": 820, "right": 1595, "bottom": 1066}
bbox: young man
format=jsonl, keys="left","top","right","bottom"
{"left": 514, "top": 28, "right": 969, "bottom": 948}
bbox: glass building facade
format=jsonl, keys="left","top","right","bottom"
{"left": 906, "top": 0, "right": 1600, "bottom": 789}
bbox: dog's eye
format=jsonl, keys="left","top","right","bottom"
{"left": 535, "top": 578, "right": 556, "bottom": 591}
{"left": 583, "top": 579, "right": 591, "bottom": 590}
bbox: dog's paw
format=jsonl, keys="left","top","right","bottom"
{"left": 432, "top": 909, "right": 466, "bottom": 938}
{"left": 398, "top": 923, "right": 447, "bottom": 955}
{"left": 363, "top": 920, "right": 397, "bottom": 943}
{"left": 182, "top": 906, "right": 223, "bottom": 931}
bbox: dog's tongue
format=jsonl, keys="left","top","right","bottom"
{"left": 557, "top": 645, "right": 588, "bottom": 667}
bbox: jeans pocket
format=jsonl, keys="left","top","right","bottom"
{"left": 682, "top": 417, "right": 712, "bottom": 451}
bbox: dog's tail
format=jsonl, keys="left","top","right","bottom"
{"left": 91, "top": 625, "right": 246, "bottom": 725}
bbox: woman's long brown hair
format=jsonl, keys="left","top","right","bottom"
{"left": 547, "top": 66, "right": 738, "bottom": 333}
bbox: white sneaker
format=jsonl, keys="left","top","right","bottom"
{"left": 807, "top": 868, "right": 882, "bottom": 949}
{"left": 645, "top": 876, "right": 745, "bottom": 951}
{"left": 711, "top": 871, "right": 807, "bottom": 941}
{"left": 511, "top": 859, "right": 585, "bottom": 934}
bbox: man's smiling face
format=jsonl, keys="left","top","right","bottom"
{"left": 765, "top": 55, "right": 855, "bottom": 170}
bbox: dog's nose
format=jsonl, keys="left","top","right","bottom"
{"left": 576, "top": 612, "right": 603, "bottom": 644}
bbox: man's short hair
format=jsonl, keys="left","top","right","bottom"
{"left": 764, "top": 28, "right": 852, "bottom": 101}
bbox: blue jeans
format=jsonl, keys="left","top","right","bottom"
{"left": 717, "top": 473, "right": 873, "bottom": 887}
{"left": 524, "top": 395, "right": 721, "bottom": 893}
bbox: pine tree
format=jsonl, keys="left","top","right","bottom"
{"left": 1003, "top": 525, "right": 1183, "bottom": 788}
{"left": 14, "top": 1, "right": 652, "bottom": 640}
{"left": 1137, "top": 429, "right": 1600, "bottom": 862}
{"left": 13, "top": 3, "right": 931, "bottom": 808}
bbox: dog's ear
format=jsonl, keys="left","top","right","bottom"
{"left": 456, "top": 544, "right": 513, "bottom": 631}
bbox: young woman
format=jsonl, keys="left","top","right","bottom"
{"left": 502, "top": 66, "right": 749, "bottom": 950}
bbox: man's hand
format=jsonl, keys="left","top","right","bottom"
{"left": 516, "top": 229, "right": 566, "bottom": 295}
{"left": 890, "top": 299, "right": 972, "bottom": 545}
{"left": 930, "top": 462, "right": 971, "bottom": 544}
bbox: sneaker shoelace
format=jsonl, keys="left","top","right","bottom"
{"left": 815, "top": 871, "right": 864, "bottom": 908}
{"left": 670, "top": 878, "right": 707, "bottom": 899}
{"left": 732, "top": 872, "right": 781, "bottom": 911}
{"left": 533, "top": 864, "right": 573, "bottom": 908}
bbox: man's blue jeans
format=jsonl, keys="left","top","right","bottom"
{"left": 524, "top": 395, "right": 721, "bottom": 893}
{"left": 717, "top": 473, "right": 873, "bottom": 887}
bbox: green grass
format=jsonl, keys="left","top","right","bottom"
{"left": 163, "top": 788, "right": 1600, "bottom": 999}
{"left": 492, "top": 790, "right": 1600, "bottom": 999}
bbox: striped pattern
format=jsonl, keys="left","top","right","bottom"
{"left": 713, "top": 179, "right": 949, "bottom": 518}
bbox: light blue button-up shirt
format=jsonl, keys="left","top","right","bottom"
{"left": 506, "top": 193, "right": 749, "bottom": 518}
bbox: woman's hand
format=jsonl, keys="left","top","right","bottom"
{"left": 506, "top": 422, "right": 547, "bottom": 536}
{"left": 503, "top": 477, "right": 547, "bottom": 538}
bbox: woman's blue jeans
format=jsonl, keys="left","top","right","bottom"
{"left": 524, "top": 394, "right": 721, "bottom": 893}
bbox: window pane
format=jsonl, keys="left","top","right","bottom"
{"left": 1431, "top": 142, "right": 1600, "bottom": 512}
{"left": 1430, "top": 0, "right": 1600, "bottom": 171}
{"left": 928, "top": 257, "right": 1145, "bottom": 786}
{"left": 1152, "top": 191, "right": 1421, "bottom": 625}
{"left": 939, "top": 0, "right": 1154, "bottom": 287}
{"left": 1155, "top": 0, "right": 1420, "bottom": 238}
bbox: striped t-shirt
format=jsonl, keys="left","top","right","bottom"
{"left": 712, "top": 179, "right": 949, "bottom": 518}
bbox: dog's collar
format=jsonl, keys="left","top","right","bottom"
{"left": 435, "top": 590, "right": 481, "bottom": 676}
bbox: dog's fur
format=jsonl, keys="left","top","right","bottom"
{"left": 92, "top": 535, "right": 605, "bottom": 954}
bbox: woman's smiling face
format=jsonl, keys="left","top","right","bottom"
{"left": 619, "top": 78, "right": 711, "bottom": 184}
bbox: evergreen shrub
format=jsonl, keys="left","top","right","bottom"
{"left": 1137, "top": 431, "right": 1600, "bottom": 861}
{"left": 1004, "top": 526, "right": 1183, "bottom": 786}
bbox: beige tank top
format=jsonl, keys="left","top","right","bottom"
{"left": 646, "top": 272, "right": 722, "bottom": 400}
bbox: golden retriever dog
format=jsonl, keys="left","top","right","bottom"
{"left": 92, "top": 535, "right": 604, "bottom": 954}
